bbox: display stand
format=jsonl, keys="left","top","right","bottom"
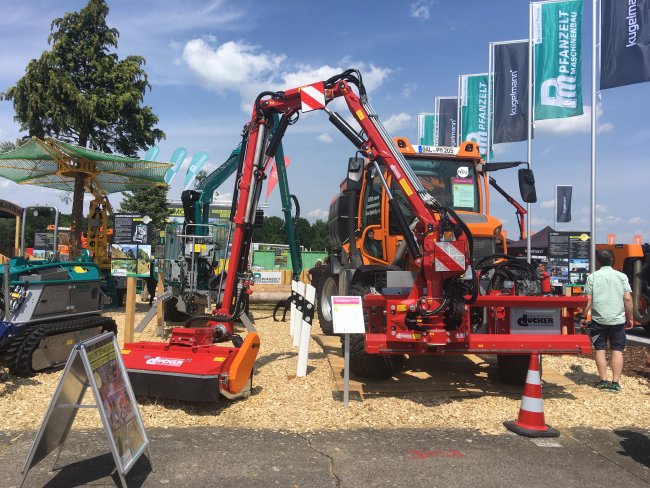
{"left": 331, "top": 296, "right": 366, "bottom": 407}
{"left": 20, "top": 333, "right": 152, "bottom": 488}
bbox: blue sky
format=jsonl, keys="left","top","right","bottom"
{"left": 0, "top": 0, "right": 648, "bottom": 243}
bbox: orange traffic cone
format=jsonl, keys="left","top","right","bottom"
{"left": 503, "top": 354, "right": 559, "bottom": 438}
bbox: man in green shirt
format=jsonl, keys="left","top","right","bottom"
{"left": 584, "top": 249, "right": 634, "bottom": 393}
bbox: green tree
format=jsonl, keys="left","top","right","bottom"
{"left": 120, "top": 186, "right": 170, "bottom": 233}
{"left": 295, "top": 217, "right": 314, "bottom": 250}
{"left": 310, "top": 219, "right": 330, "bottom": 251}
{"left": 1, "top": 0, "right": 164, "bottom": 253}
{"left": 253, "top": 216, "right": 286, "bottom": 244}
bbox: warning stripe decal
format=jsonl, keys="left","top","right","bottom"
{"left": 434, "top": 241, "right": 465, "bottom": 272}
{"left": 300, "top": 83, "right": 325, "bottom": 112}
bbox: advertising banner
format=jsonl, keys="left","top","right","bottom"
{"left": 493, "top": 41, "right": 530, "bottom": 144}
{"left": 600, "top": 0, "right": 650, "bottom": 89}
{"left": 555, "top": 185, "right": 573, "bottom": 223}
{"left": 460, "top": 74, "right": 492, "bottom": 159}
{"left": 532, "top": 0, "right": 584, "bottom": 120}
{"left": 163, "top": 147, "right": 188, "bottom": 184}
{"left": 417, "top": 113, "right": 437, "bottom": 146}
{"left": 436, "top": 97, "right": 458, "bottom": 147}
{"left": 183, "top": 151, "right": 209, "bottom": 190}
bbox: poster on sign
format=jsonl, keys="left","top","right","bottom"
{"left": 332, "top": 296, "right": 366, "bottom": 334}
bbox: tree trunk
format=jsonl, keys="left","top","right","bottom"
{"left": 71, "top": 170, "right": 86, "bottom": 258}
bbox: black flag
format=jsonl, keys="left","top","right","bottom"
{"left": 556, "top": 186, "right": 573, "bottom": 223}
{"left": 601, "top": 0, "right": 650, "bottom": 89}
{"left": 493, "top": 41, "right": 530, "bottom": 144}
{"left": 437, "top": 97, "right": 458, "bottom": 146}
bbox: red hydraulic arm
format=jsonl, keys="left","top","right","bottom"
{"left": 217, "top": 70, "right": 473, "bottom": 318}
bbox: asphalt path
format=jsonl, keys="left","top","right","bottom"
{"left": 2, "top": 426, "right": 648, "bottom": 487}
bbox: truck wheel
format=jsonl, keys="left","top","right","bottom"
{"left": 497, "top": 354, "right": 539, "bottom": 385}
{"left": 345, "top": 284, "right": 404, "bottom": 380}
{"left": 348, "top": 334, "right": 402, "bottom": 379}
{"left": 317, "top": 268, "right": 338, "bottom": 335}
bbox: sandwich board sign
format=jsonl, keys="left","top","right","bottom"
{"left": 20, "top": 333, "right": 151, "bottom": 488}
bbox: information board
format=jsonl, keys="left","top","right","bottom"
{"left": 111, "top": 214, "right": 152, "bottom": 277}
{"left": 548, "top": 231, "right": 591, "bottom": 286}
{"left": 332, "top": 296, "right": 366, "bottom": 334}
{"left": 20, "top": 333, "right": 150, "bottom": 488}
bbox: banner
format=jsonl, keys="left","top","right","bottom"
{"left": 436, "top": 97, "right": 458, "bottom": 147}
{"left": 163, "top": 147, "right": 187, "bottom": 184}
{"left": 417, "top": 113, "right": 437, "bottom": 146}
{"left": 555, "top": 185, "right": 572, "bottom": 223}
{"left": 601, "top": 0, "right": 650, "bottom": 89}
{"left": 459, "top": 74, "right": 492, "bottom": 159}
{"left": 183, "top": 151, "right": 209, "bottom": 190}
{"left": 266, "top": 157, "right": 291, "bottom": 199}
{"left": 143, "top": 145, "right": 159, "bottom": 162}
{"left": 493, "top": 41, "right": 530, "bottom": 144}
{"left": 532, "top": 0, "right": 584, "bottom": 120}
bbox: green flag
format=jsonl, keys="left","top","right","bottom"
{"left": 532, "top": 0, "right": 583, "bottom": 120}
{"left": 460, "top": 74, "right": 492, "bottom": 159}
{"left": 418, "top": 113, "right": 437, "bottom": 145}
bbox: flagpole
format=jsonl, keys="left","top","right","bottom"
{"left": 457, "top": 76, "right": 462, "bottom": 146}
{"left": 527, "top": 2, "right": 534, "bottom": 263}
{"left": 487, "top": 42, "right": 494, "bottom": 169}
{"left": 590, "top": 0, "right": 598, "bottom": 272}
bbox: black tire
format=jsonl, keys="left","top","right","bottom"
{"left": 497, "top": 354, "right": 540, "bottom": 385}
{"left": 643, "top": 323, "right": 650, "bottom": 336}
{"left": 345, "top": 284, "right": 404, "bottom": 380}
{"left": 317, "top": 267, "right": 339, "bottom": 335}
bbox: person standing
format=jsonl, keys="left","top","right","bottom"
{"left": 308, "top": 259, "right": 324, "bottom": 290}
{"left": 583, "top": 249, "right": 634, "bottom": 393}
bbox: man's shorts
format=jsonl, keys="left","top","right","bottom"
{"left": 591, "top": 322, "right": 626, "bottom": 351}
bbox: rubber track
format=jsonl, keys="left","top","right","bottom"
{"left": 5, "top": 315, "right": 117, "bottom": 377}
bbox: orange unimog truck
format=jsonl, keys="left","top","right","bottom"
{"left": 318, "top": 138, "right": 531, "bottom": 334}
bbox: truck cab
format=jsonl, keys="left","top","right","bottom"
{"left": 352, "top": 138, "right": 505, "bottom": 268}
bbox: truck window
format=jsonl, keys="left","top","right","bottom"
{"left": 405, "top": 157, "right": 480, "bottom": 213}
{"left": 361, "top": 166, "right": 383, "bottom": 227}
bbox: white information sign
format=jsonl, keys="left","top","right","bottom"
{"left": 332, "top": 296, "right": 366, "bottom": 334}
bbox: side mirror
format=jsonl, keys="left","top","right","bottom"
{"left": 346, "top": 157, "right": 364, "bottom": 191}
{"left": 518, "top": 168, "right": 537, "bottom": 203}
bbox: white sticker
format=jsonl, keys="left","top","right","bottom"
{"left": 457, "top": 166, "right": 469, "bottom": 178}
{"left": 145, "top": 357, "right": 185, "bottom": 367}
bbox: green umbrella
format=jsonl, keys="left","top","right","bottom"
{"left": 0, "top": 136, "right": 172, "bottom": 195}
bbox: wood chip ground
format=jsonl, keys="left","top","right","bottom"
{"left": 1, "top": 302, "right": 648, "bottom": 435}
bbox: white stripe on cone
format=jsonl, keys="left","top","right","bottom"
{"left": 525, "top": 370, "right": 541, "bottom": 385}
{"left": 520, "top": 395, "right": 544, "bottom": 413}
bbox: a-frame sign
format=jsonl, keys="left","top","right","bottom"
{"left": 20, "top": 333, "right": 152, "bottom": 487}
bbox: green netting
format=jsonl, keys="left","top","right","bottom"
{"left": 0, "top": 137, "right": 172, "bottom": 194}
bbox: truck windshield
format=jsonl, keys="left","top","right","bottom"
{"left": 405, "top": 157, "right": 480, "bottom": 213}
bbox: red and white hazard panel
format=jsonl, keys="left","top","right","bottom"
{"left": 300, "top": 82, "right": 326, "bottom": 112}
{"left": 434, "top": 241, "right": 466, "bottom": 272}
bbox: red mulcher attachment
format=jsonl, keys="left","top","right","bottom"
{"left": 122, "top": 323, "right": 260, "bottom": 402}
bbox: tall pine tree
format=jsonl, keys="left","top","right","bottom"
{"left": 2, "top": 0, "right": 164, "bottom": 254}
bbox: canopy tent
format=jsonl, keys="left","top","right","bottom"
{"left": 0, "top": 137, "right": 171, "bottom": 195}
{"left": 506, "top": 226, "right": 555, "bottom": 258}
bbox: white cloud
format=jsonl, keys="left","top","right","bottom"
{"left": 535, "top": 105, "right": 614, "bottom": 135}
{"left": 630, "top": 216, "right": 647, "bottom": 225}
{"left": 214, "top": 192, "right": 233, "bottom": 203}
{"left": 182, "top": 38, "right": 391, "bottom": 111}
{"left": 307, "top": 209, "right": 328, "bottom": 221}
{"left": 402, "top": 83, "right": 417, "bottom": 98}
{"left": 383, "top": 112, "right": 412, "bottom": 133}
{"left": 540, "top": 199, "right": 554, "bottom": 208}
{"left": 410, "top": 1, "right": 432, "bottom": 20}
{"left": 317, "top": 133, "right": 333, "bottom": 143}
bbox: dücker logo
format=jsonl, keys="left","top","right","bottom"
{"left": 517, "top": 314, "right": 554, "bottom": 326}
